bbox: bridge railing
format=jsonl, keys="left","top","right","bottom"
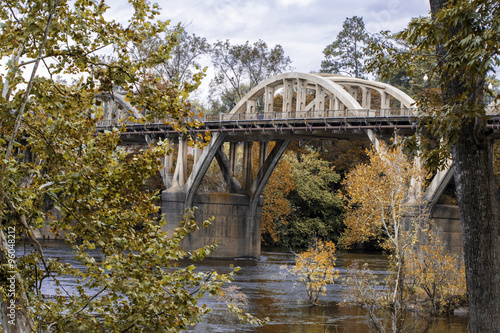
{"left": 486, "top": 104, "right": 500, "bottom": 115}
{"left": 98, "top": 119, "right": 139, "bottom": 127}
{"left": 97, "top": 106, "right": 499, "bottom": 128}
{"left": 203, "top": 108, "right": 417, "bottom": 122}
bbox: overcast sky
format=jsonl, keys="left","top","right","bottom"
{"left": 110, "top": 0, "right": 430, "bottom": 73}
{"left": 106, "top": 0, "right": 431, "bottom": 97}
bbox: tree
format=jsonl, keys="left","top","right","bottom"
{"left": 281, "top": 239, "right": 339, "bottom": 305}
{"left": 286, "top": 152, "right": 344, "bottom": 247}
{"left": 0, "top": 1, "right": 261, "bottom": 332}
{"left": 320, "top": 16, "right": 374, "bottom": 78}
{"left": 209, "top": 39, "right": 292, "bottom": 112}
{"left": 130, "top": 27, "right": 211, "bottom": 85}
{"left": 307, "top": 140, "right": 371, "bottom": 179}
{"left": 207, "top": 83, "right": 251, "bottom": 114}
{"left": 341, "top": 144, "right": 426, "bottom": 251}
{"left": 368, "top": 1, "right": 500, "bottom": 330}
{"left": 261, "top": 153, "right": 295, "bottom": 245}
{"left": 258, "top": 148, "right": 344, "bottom": 247}
{"left": 367, "top": 29, "right": 440, "bottom": 98}
{"left": 344, "top": 224, "right": 467, "bottom": 333}
{"left": 342, "top": 144, "right": 468, "bottom": 331}
{"left": 405, "top": 225, "right": 467, "bottom": 316}
{"left": 342, "top": 144, "right": 426, "bottom": 332}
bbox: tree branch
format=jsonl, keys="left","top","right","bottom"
{"left": 5, "top": 0, "right": 60, "bottom": 160}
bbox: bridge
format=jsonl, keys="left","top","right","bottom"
{"left": 97, "top": 72, "right": 500, "bottom": 258}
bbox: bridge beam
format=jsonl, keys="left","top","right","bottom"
{"left": 296, "top": 79, "right": 307, "bottom": 112}
{"left": 242, "top": 142, "right": 254, "bottom": 191}
{"left": 250, "top": 140, "right": 291, "bottom": 205}
{"left": 171, "top": 137, "right": 188, "bottom": 189}
{"left": 185, "top": 132, "right": 228, "bottom": 207}
{"left": 423, "top": 163, "right": 454, "bottom": 208}
{"left": 214, "top": 146, "right": 242, "bottom": 193}
{"left": 259, "top": 141, "right": 267, "bottom": 169}
{"left": 228, "top": 142, "right": 237, "bottom": 178}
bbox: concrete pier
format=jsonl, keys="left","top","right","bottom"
{"left": 162, "top": 191, "right": 263, "bottom": 259}
{"left": 431, "top": 205, "right": 462, "bottom": 256}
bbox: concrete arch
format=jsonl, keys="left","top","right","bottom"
{"left": 322, "top": 75, "right": 416, "bottom": 109}
{"left": 178, "top": 73, "right": 420, "bottom": 204}
{"left": 96, "top": 93, "right": 144, "bottom": 123}
{"left": 228, "top": 72, "right": 416, "bottom": 116}
{"left": 229, "top": 72, "right": 361, "bottom": 115}
{"left": 423, "top": 164, "right": 454, "bottom": 209}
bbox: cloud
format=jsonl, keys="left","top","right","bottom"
{"left": 107, "top": 0, "right": 431, "bottom": 73}
{"left": 277, "top": 0, "right": 316, "bottom": 6}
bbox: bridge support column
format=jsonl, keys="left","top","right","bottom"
{"left": 228, "top": 142, "right": 237, "bottom": 178}
{"left": 402, "top": 201, "right": 463, "bottom": 257}
{"left": 160, "top": 153, "right": 174, "bottom": 188}
{"left": 171, "top": 137, "right": 188, "bottom": 188}
{"left": 296, "top": 79, "right": 307, "bottom": 112}
{"left": 283, "top": 79, "right": 293, "bottom": 113}
{"left": 242, "top": 142, "right": 254, "bottom": 191}
{"left": 361, "top": 87, "right": 372, "bottom": 109}
{"left": 259, "top": 142, "right": 267, "bottom": 169}
{"left": 315, "top": 85, "right": 325, "bottom": 112}
{"left": 265, "top": 86, "right": 275, "bottom": 113}
{"left": 381, "top": 92, "right": 391, "bottom": 110}
{"left": 161, "top": 137, "right": 290, "bottom": 259}
{"left": 161, "top": 191, "right": 263, "bottom": 259}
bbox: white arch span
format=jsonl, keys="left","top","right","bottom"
{"left": 229, "top": 72, "right": 415, "bottom": 116}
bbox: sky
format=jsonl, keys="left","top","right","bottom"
{"left": 109, "top": 0, "right": 431, "bottom": 73}
{"left": 105, "top": 0, "right": 432, "bottom": 98}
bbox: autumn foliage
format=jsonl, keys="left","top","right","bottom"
{"left": 282, "top": 239, "right": 339, "bottom": 305}
{"left": 341, "top": 142, "right": 466, "bottom": 331}
{"left": 261, "top": 151, "right": 343, "bottom": 246}
{"left": 341, "top": 144, "right": 426, "bottom": 251}
{"left": 261, "top": 155, "right": 295, "bottom": 242}
{"left": 406, "top": 225, "right": 467, "bottom": 315}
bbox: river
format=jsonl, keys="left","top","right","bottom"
{"left": 20, "top": 241, "right": 469, "bottom": 332}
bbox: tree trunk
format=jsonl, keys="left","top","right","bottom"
{"left": 452, "top": 120, "right": 500, "bottom": 332}
{"left": 429, "top": 0, "right": 500, "bottom": 331}
{"left": 0, "top": 230, "right": 34, "bottom": 333}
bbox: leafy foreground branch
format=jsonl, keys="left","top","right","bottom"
{"left": 0, "top": 0, "right": 267, "bottom": 331}
{"left": 1, "top": 111, "right": 266, "bottom": 331}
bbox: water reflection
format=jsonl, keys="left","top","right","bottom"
{"left": 18, "top": 241, "right": 468, "bottom": 332}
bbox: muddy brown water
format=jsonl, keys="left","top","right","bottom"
{"left": 20, "top": 241, "right": 469, "bottom": 332}
{"left": 188, "top": 248, "right": 469, "bottom": 332}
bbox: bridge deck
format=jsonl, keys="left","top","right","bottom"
{"left": 96, "top": 108, "right": 500, "bottom": 144}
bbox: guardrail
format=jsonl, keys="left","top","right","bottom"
{"left": 97, "top": 106, "right": 500, "bottom": 128}
{"left": 203, "top": 108, "right": 417, "bottom": 122}
{"left": 98, "top": 109, "right": 415, "bottom": 127}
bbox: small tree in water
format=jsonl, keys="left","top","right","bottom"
{"left": 342, "top": 143, "right": 466, "bottom": 332}
{"left": 282, "top": 239, "right": 339, "bottom": 305}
